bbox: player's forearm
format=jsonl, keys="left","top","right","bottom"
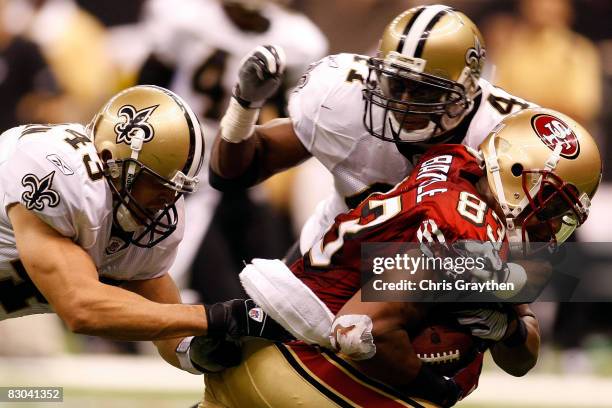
{"left": 154, "top": 338, "right": 183, "bottom": 369}
{"left": 491, "top": 315, "right": 540, "bottom": 376}
{"left": 353, "top": 331, "right": 458, "bottom": 407}
{"left": 60, "top": 284, "right": 207, "bottom": 340}
{"left": 352, "top": 329, "right": 422, "bottom": 384}
{"left": 334, "top": 297, "right": 427, "bottom": 382}
{"left": 211, "top": 44, "right": 284, "bottom": 182}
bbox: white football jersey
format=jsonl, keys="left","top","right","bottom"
{"left": 143, "top": 0, "right": 328, "bottom": 128}
{"left": 0, "top": 124, "right": 183, "bottom": 320}
{"left": 141, "top": 0, "right": 327, "bottom": 288}
{"left": 288, "top": 53, "right": 534, "bottom": 252}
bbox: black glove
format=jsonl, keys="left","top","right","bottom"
{"left": 188, "top": 336, "right": 242, "bottom": 373}
{"left": 205, "top": 298, "right": 294, "bottom": 342}
{"left": 405, "top": 364, "right": 461, "bottom": 407}
{"left": 234, "top": 45, "right": 286, "bottom": 108}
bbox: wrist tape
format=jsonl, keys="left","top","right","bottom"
{"left": 220, "top": 97, "right": 259, "bottom": 143}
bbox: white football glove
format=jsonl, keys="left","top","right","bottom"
{"left": 455, "top": 308, "right": 510, "bottom": 341}
{"left": 234, "top": 45, "right": 286, "bottom": 108}
{"left": 330, "top": 315, "right": 376, "bottom": 360}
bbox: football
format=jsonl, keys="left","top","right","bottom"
{"left": 411, "top": 323, "right": 476, "bottom": 376}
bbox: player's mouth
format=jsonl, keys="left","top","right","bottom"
{"left": 392, "top": 112, "right": 430, "bottom": 131}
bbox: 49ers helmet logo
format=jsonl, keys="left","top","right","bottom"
{"left": 114, "top": 104, "right": 158, "bottom": 145}
{"left": 531, "top": 114, "right": 580, "bottom": 159}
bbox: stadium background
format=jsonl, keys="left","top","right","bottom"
{"left": 0, "top": 0, "right": 611, "bottom": 406}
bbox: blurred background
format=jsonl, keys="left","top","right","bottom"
{"left": 0, "top": 0, "right": 611, "bottom": 406}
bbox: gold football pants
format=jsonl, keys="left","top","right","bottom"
{"left": 199, "top": 339, "right": 438, "bottom": 408}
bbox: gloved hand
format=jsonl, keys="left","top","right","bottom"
{"left": 205, "top": 298, "right": 294, "bottom": 342}
{"left": 234, "top": 45, "right": 286, "bottom": 108}
{"left": 330, "top": 314, "right": 376, "bottom": 360}
{"left": 188, "top": 336, "right": 242, "bottom": 373}
{"left": 407, "top": 354, "right": 483, "bottom": 408}
{"left": 448, "top": 352, "right": 484, "bottom": 403}
{"left": 455, "top": 307, "right": 514, "bottom": 342}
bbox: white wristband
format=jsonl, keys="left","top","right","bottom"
{"left": 220, "top": 97, "right": 259, "bottom": 143}
{"left": 175, "top": 336, "right": 203, "bottom": 375}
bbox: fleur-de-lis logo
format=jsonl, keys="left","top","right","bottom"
{"left": 21, "top": 171, "right": 60, "bottom": 211}
{"left": 465, "top": 37, "right": 486, "bottom": 77}
{"left": 114, "top": 104, "right": 158, "bottom": 145}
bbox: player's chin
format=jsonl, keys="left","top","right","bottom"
{"left": 392, "top": 112, "right": 430, "bottom": 131}
{"left": 127, "top": 205, "right": 159, "bottom": 227}
{"left": 402, "top": 121, "right": 429, "bottom": 131}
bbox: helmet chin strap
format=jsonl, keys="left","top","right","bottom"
{"left": 116, "top": 133, "right": 145, "bottom": 232}
{"left": 486, "top": 131, "right": 563, "bottom": 245}
{"left": 125, "top": 133, "right": 144, "bottom": 189}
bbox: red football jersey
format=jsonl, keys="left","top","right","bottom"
{"left": 290, "top": 144, "right": 507, "bottom": 314}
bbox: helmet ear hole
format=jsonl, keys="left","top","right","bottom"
{"left": 511, "top": 163, "right": 523, "bottom": 177}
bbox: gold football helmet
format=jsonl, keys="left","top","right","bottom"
{"left": 480, "top": 108, "right": 601, "bottom": 248}
{"left": 364, "top": 5, "right": 485, "bottom": 143}
{"left": 89, "top": 85, "right": 205, "bottom": 247}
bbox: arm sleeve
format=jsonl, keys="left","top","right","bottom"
{"left": 287, "top": 54, "right": 365, "bottom": 171}
{"left": 287, "top": 57, "right": 332, "bottom": 153}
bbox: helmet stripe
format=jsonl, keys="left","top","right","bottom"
{"left": 150, "top": 85, "right": 204, "bottom": 179}
{"left": 401, "top": 5, "right": 451, "bottom": 58}
{"left": 396, "top": 6, "right": 425, "bottom": 53}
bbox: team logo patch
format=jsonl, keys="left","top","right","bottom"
{"left": 114, "top": 104, "right": 158, "bottom": 145}
{"left": 105, "top": 236, "right": 127, "bottom": 255}
{"left": 21, "top": 171, "right": 60, "bottom": 211}
{"left": 248, "top": 307, "right": 264, "bottom": 323}
{"left": 46, "top": 154, "right": 74, "bottom": 175}
{"left": 465, "top": 37, "right": 486, "bottom": 77}
{"left": 531, "top": 114, "right": 580, "bottom": 159}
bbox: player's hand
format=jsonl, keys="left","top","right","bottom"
{"left": 205, "top": 299, "right": 294, "bottom": 342}
{"left": 234, "top": 45, "right": 286, "bottom": 108}
{"left": 330, "top": 314, "right": 376, "bottom": 360}
{"left": 188, "top": 336, "right": 242, "bottom": 373}
{"left": 454, "top": 307, "right": 514, "bottom": 342}
{"left": 450, "top": 352, "right": 484, "bottom": 402}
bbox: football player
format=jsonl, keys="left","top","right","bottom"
{"left": 210, "top": 5, "right": 535, "bottom": 257}
{"left": 198, "top": 108, "right": 602, "bottom": 407}
{"left": 138, "top": 0, "right": 328, "bottom": 302}
{"left": 0, "top": 85, "right": 287, "bottom": 374}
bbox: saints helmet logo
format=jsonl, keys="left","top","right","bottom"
{"left": 21, "top": 171, "right": 60, "bottom": 211}
{"left": 114, "top": 104, "right": 158, "bottom": 145}
{"left": 465, "top": 37, "right": 486, "bottom": 78}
